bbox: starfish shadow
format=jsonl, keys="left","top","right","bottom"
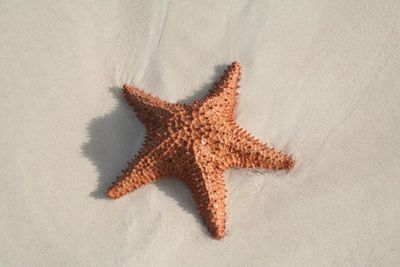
{"left": 81, "top": 64, "right": 227, "bottom": 229}
{"left": 81, "top": 87, "right": 145, "bottom": 200}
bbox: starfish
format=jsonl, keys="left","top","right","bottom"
{"left": 107, "top": 61, "right": 295, "bottom": 239}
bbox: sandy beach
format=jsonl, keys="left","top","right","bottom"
{"left": 1, "top": 1, "right": 400, "bottom": 266}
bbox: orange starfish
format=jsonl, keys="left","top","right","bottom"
{"left": 107, "top": 61, "right": 294, "bottom": 239}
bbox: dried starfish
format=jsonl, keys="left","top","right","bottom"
{"left": 107, "top": 61, "right": 294, "bottom": 239}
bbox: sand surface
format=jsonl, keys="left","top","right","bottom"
{"left": 1, "top": 1, "right": 400, "bottom": 266}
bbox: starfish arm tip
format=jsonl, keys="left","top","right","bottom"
{"left": 268, "top": 152, "right": 296, "bottom": 171}
{"left": 213, "top": 229, "right": 226, "bottom": 239}
{"left": 286, "top": 156, "right": 296, "bottom": 170}
{"left": 121, "top": 83, "right": 133, "bottom": 96}
{"left": 122, "top": 83, "right": 133, "bottom": 91}
{"left": 106, "top": 186, "right": 122, "bottom": 199}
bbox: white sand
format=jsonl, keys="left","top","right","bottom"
{"left": 1, "top": 1, "right": 400, "bottom": 266}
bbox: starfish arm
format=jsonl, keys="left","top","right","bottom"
{"left": 182, "top": 164, "right": 227, "bottom": 239}
{"left": 226, "top": 125, "right": 295, "bottom": 170}
{"left": 107, "top": 138, "right": 173, "bottom": 199}
{"left": 209, "top": 61, "right": 241, "bottom": 98}
{"left": 122, "top": 84, "right": 174, "bottom": 129}
{"left": 107, "top": 156, "right": 161, "bottom": 199}
{"left": 198, "top": 62, "right": 241, "bottom": 120}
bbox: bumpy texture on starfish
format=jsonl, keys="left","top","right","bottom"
{"left": 107, "top": 61, "right": 294, "bottom": 239}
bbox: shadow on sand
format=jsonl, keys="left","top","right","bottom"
{"left": 81, "top": 64, "right": 226, "bottom": 225}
